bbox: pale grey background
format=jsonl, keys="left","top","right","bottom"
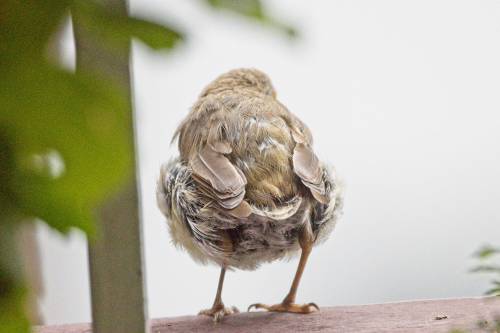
{"left": 37, "top": 0, "right": 500, "bottom": 324}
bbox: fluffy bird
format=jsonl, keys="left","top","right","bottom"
{"left": 157, "top": 68, "right": 343, "bottom": 321}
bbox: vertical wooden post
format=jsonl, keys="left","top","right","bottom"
{"left": 86, "top": 185, "right": 148, "bottom": 333}
{"left": 72, "top": 1, "right": 149, "bottom": 332}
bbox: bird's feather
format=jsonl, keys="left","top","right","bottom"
{"left": 190, "top": 144, "right": 248, "bottom": 210}
{"left": 292, "top": 143, "right": 329, "bottom": 204}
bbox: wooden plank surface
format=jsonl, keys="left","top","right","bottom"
{"left": 35, "top": 297, "right": 500, "bottom": 333}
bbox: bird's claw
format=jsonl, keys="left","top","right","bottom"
{"left": 248, "top": 302, "right": 319, "bottom": 314}
{"left": 198, "top": 304, "right": 239, "bottom": 322}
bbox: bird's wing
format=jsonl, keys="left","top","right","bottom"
{"left": 190, "top": 144, "right": 252, "bottom": 218}
{"left": 290, "top": 125, "right": 329, "bottom": 204}
{"left": 258, "top": 100, "right": 328, "bottom": 205}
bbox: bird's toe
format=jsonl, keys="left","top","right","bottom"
{"left": 248, "top": 302, "right": 319, "bottom": 314}
{"left": 198, "top": 304, "right": 239, "bottom": 322}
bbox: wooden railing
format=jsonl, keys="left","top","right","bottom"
{"left": 35, "top": 297, "right": 500, "bottom": 333}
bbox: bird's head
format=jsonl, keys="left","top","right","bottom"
{"left": 200, "top": 68, "right": 276, "bottom": 98}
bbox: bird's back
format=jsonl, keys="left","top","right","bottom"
{"left": 175, "top": 88, "right": 310, "bottom": 208}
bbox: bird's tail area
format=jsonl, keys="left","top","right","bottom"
{"left": 313, "top": 164, "right": 345, "bottom": 245}
{"left": 157, "top": 158, "right": 181, "bottom": 219}
{"left": 157, "top": 159, "right": 229, "bottom": 266}
{"left": 156, "top": 159, "right": 209, "bottom": 264}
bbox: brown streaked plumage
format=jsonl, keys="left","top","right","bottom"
{"left": 157, "top": 68, "right": 344, "bottom": 321}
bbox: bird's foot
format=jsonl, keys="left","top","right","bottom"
{"left": 247, "top": 301, "right": 319, "bottom": 314}
{"left": 198, "top": 303, "right": 239, "bottom": 322}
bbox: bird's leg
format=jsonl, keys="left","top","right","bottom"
{"left": 248, "top": 226, "right": 319, "bottom": 314}
{"left": 198, "top": 266, "right": 239, "bottom": 322}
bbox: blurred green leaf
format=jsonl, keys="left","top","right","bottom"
{"left": 123, "top": 16, "right": 184, "bottom": 49}
{"left": 0, "top": 0, "right": 69, "bottom": 64}
{"left": 470, "top": 265, "right": 500, "bottom": 273}
{"left": 0, "top": 277, "right": 30, "bottom": 333}
{"left": 204, "top": 0, "right": 297, "bottom": 37}
{"left": 484, "top": 281, "right": 500, "bottom": 296}
{"left": 72, "top": 0, "right": 183, "bottom": 51}
{"left": 475, "top": 245, "right": 500, "bottom": 259}
{"left": 471, "top": 244, "right": 500, "bottom": 300}
{"left": 485, "top": 287, "right": 500, "bottom": 296}
{"left": 0, "top": 62, "right": 131, "bottom": 234}
{"left": 206, "top": 0, "right": 265, "bottom": 18}
{"left": 0, "top": 224, "right": 30, "bottom": 333}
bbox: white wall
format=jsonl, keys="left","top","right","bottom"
{"left": 38, "top": 0, "right": 500, "bottom": 324}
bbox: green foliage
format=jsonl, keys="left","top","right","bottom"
{"left": 475, "top": 245, "right": 500, "bottom": 260}
{"left": 1, "top": 65, "right": 129, "bottom": 234}
{"left": 472, "top": 245, "right": 500, "bottom": 296}
{"left": 204, "top": 0, "right": 297, "bottom": 37}
{"left": 72, "top": 0, "right": 183, "bottom": 52}
{"left": 0, "top": 225, "right": 31, "bottom": 333}
{"left": 0, "top": 0, "right": 183, "bottom": 234}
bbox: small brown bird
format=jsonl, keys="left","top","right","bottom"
{"left": 157, "top": 68, "right": 343, "bottom": 321}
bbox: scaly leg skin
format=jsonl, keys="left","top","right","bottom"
{"left": 198, "top": 267, "right": 239, "bottom": 322}
{"left": 248, "top": 226, "right": 319, "bottom": 314}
